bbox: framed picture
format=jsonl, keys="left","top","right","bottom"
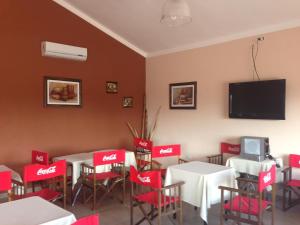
{"left": 169, "top": 81, "right": 197, "bottom": 109}
{"left": 122, "top": 97, "right": 133, "bottom": 108}
{"left": 44, "top": 77, "right": 82, "bottom": 107}
{"left": 106, "top": 81, "right": 118, "bottom": 93}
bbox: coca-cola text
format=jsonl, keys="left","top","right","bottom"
{"left": 37, "top": 166, "right": 56, "bottom": 176}
{"left": 137, "top": 174, "right": 150, "bottom": 183}
{"left": 160, "top": 148, "right": 173, "bottom": 154}
{"left": 263, "top": 172, "right": 271, "bottom": 183}
{"left": 103, "top": 154, "right": 117, "bottom": 161}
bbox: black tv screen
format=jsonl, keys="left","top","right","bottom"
{"left": 229, "top": 79, "right": 286, "bottom": 120}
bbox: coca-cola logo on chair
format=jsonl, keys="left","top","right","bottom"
{"left": 263, "top": 172, "right": 271, "bottom": 183}
{"left": 37, "top": 166, "right": 56, "bottom": 175}
{"left": 228, "top": 146, "right": 240, "bottom": 152}
{"left": 36, "top": 155, "right": 44, "bottom": 162}
{"left": 103, "top": 154, "right": 117, "bottom": 161}
{"left": 139, "top": 141, "right": 149, "bottom": 147}
{"left": 137, "top": 174, "right": 150, "bottom": 183}
{"left": 160, "top": 148, "right": 173, "bottom": 154}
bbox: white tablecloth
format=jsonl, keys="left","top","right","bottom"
{"left": 53, "top": 150, "right": 136, "bottom": 188}
{"left": 165, "top": 161, "right": 236, "bottom": 223}
{"left": 0, "top": 196, "right": 76, "bottom": 225}
{"left": 226, "top": 156, "right": 283, "bottom": 182}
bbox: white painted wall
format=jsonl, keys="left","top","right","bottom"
{"left": 146, "top": 27, "right": 300, "bottom": 165}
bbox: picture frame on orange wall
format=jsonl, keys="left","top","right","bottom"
{"left": 44, "top": 76, "right": 82, "bottom": 107}
{"left": 169, "top": 81, "right": 197, "bottom": 109}
{"left": 106, "top": 81, "right": 118, "bottom": 93}
{"left": 122, "top": 97, "right": 133, "bottom": 108}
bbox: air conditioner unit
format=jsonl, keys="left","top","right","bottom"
{"left": 41, "top": 41, "right": 87, "bottom": 61}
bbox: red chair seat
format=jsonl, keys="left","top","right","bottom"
{"left": 15, "top": 188, "right": 62, "bottom": 201}
{"left": 133, "top": 191, "right": 178, "bottom": 207}
{"left": 224, "top": 196, "right": 270, "bottom": 215}
{"left": 287, "top": 179, "right": 300, "bottom": 187}
{"left": 87, "top": 172, "right": 121, "bottom": 181}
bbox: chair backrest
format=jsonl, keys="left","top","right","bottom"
{"left": 130, "top": 166, "right": 161, "bottom": 189}
{"left": 152, "top": 144, "right": 181, "bottom": 158}
{"left": 289, "top": 154, "right": 300, "bottom": 168}
{"left": 134, "top": 138, "right": 153, "bottom": 151}
{"left": 258, "top": 165, "right": 276, "bottom": 192}
{"left": 32, "top": 150, "right": 49, "bottom": 165}
{"left": 0, "top": 171, "right": 11, "bottom": 192}
{"left": 24, "top": 160, "right": 66, "bottom": 183}
{"left": 93, "top": 150, "right": 125, "bottom": 167}
{"left": 72, "top": 214, "right": 99, "bottom": 225}
{"left": 221, "top": 142, "right": 241, "bottom": 155}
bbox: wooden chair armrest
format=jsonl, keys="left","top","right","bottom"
{"left": 11, "top": 178, "right": 23, "bottom": 186}
{"left": 219, "top": 185, "right": 258, "bottom": 197}
{"left": 207, "top": 154, "right": 222, "bottom": 159}
{"left": 151, "top": 160, "right": 162, "bottom": 169}
{"left": 282, "top": 167, "right": 291, "bottom": 174}
{"left": 162, "top": 181, "right": 185, "bottom": 190}
{"left": 178, "top": 158, "right": 188, "bottom": 164}
{"left": 81, "top": 163, "right": 94, "bottom": 170}
{"left": 236, "top": 177, "right": 259, "bottom": 184}
{"left": 282, "top": 167, "right": 292, "bottom": 183}
{"left": 80, "top": 163, "right": 94, "bottom": 176}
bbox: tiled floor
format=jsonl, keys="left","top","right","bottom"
{"left": 68, "top": 193, "right": 300, "bottom": 225}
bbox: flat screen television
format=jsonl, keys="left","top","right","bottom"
{"left": 229, "top": 79, "right": 286, "bottom": 120}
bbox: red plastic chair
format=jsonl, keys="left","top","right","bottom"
{"left": 13, "top": 160, "right": 67, "bottom": 208}
{"left": 81, "top": 150, "right": 126, "bottom": 210}
{"left": 130, "top": 166, "right": 184, "bottom": 225}
{"left": 207, "top": 142, "right": 241, "bottom": 165}
{"left": 32, "top": 150, "right": 49, "bottom": 165}
{"left": 282, "top": 154, "right": 300, "bottom": 210}
{"left": 72, "top": 214, "right": 99, "bottom": 225}
{"left": 219, "top": 165, "right": 276, "bottom": 225}
{"left": 0, "top": 171, "right": 12, "bottom": 202}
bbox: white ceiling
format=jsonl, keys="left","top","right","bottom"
{"left": 54, "top": 0, "right": 300, "bottom": 57}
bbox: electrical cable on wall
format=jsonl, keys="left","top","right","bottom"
{"left": 251, "top": 37, "right": 264, "bottom": 80}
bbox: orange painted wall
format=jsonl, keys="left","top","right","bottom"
{"left": 0, "top": 0, "right": 145, "bottom": 168}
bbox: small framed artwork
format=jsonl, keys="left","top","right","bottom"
{"left": 106, "top": 81, "right": 118, "bottom": 93}
{"left": 169, "top": 81, "right": 197, "bottom": 109}
{"left": 44, "top": 76, "right": 82, "bottom": 107}
{"left": 122, "top": 97, "right": 133, "bottom": 108}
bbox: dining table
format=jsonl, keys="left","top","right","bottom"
{"left": 53, "top": 149, "right": 137, "bottom": 206}
{"left": 53, "top": 149, "right": 137, "bottom": 188}
{"left": 0, "top": 196, "right": 76, "bottom": 225}
{"left": 226, "top": 156, "right": 284, "bottom": 182}
{"left": 164, "top": 161, "right": 236, "bottom": 225}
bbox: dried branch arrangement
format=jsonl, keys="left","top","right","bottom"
{"left": 127, "top": 96, "right": 161, "bottom": 140}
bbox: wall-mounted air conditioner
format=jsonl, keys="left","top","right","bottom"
{"left": 41, "top": 41, "right": 87, "bottom": 61}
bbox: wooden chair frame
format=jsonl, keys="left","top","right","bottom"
{"left": 282, "top": 166, "right": 300, "bottom": 210}
{"left": 207, "top": 142, "right": 241, "bottom": 165}
{"left": 130, "top": 178, "right": 184, "bottom": 225}
{"left": 219, "top": 178, "right": 276, "bottom": 225}
{"left": 81, "top": 162, "right": 126, "bottom": 210}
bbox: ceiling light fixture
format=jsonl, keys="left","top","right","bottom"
{"left": 161, "top": 0, "right": 192, "bottom": 27}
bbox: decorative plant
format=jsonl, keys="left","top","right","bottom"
{"left": 127, "top": 96, "right": 161, "bottom": 141}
